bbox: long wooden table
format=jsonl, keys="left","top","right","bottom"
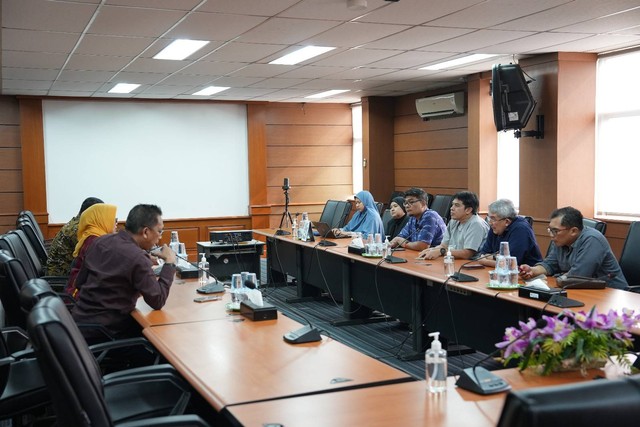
{"left": 225, "top": 367, "right": 601, "bottom": 427}
{"left": 142, "top": 316, "right": 413, "bottom": 411}
{"left": 256, "top": 229, "right": 640, "bottom": 355}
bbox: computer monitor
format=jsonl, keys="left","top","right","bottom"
{"left": 491, "top": 63, "right": 536, "bottom": 132}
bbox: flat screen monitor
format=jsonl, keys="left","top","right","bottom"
{"left": 491, "top": 64, "right": 536, "bottom": 132}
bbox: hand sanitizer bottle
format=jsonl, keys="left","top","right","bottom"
{"left": 198, "top": 253, "right": 209, "bottom": 285}
{"left": 426, "top": 332, "right": 447, "bottom": 393}
{"left": 292, "top": 217, "right": 298, "bottom": 240}
{"left": 444, "top": 249, "right": 455, "bottom": 277}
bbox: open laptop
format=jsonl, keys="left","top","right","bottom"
{"left": 312, "top": 221, "right": 350, "bottom": 239}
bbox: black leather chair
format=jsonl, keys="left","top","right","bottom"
{"left": 583, "top": 217, "right": 607, "bottom": 235}
{"left": 318, "top": 200, "right": 352, "bottom": 229}
{"left": 16, "top": 211, "right": 46, "bottom": 248}
{"left": 375, "top": 201, "right": 384, "bottom": 215}
{"left": 16, "top": 219, "right": 48, "bottom": 265}
{"left": 619, "top": 221, "right": 640, "bottom": 291}
{"left": 382, "top": 209, "right": 392, "bottom": 235}
{"left": 430, "top": 194, "right": 454, "bottom": 224}
{"left": 0, "top": 249, "right": 30, "bottom": 329}
{"left": 497, "top": 374, "right": 640, "bottom": 427}
{"left": 27, "top": 296, "right": 209, "bottom": 426}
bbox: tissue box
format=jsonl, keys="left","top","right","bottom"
{"left": 240, "top": 301, "right": 278, "bottom": 321}
{"left": 518, "top": 285, "right": 567, "bottom": 302}
{"left": 348, "top": 245, "right": 365, "bottom": 255}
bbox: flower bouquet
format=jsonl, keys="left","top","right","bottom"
{"left": 497, "top": 307, "right": 640, "bottom": 375}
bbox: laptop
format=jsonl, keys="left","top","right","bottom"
{"left": 312, "top": 221, "right": 350, "bottom": 239}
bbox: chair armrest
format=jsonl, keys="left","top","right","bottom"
{"left": 89, "top": 337, "right": 161, "bottom": 365}
{"left": 103, "top": 363, "right": 177, "bottom": 382}
{"left": 117, "top": 415, "right": 210, "bottom": 427}
{"left": 0, "top": 356, "right": 16, "bottom": 367}
{"left": 2, "top": 326, "right": 30, "bottom": 353}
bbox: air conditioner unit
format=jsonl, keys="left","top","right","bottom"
{"left": 415, "top": 92, "right": 465, "bottom": 119}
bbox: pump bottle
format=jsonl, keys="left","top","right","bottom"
{"left": 426, "top": 331, "right": 447, "bottom": 393}
{"left": 198, "top": 253, "right": 209, "bottom": 285}
{"left": 444, "top": 249, "right": 455, "bottom": 277}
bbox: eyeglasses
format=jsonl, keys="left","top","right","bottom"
{"left": 403, "top": 199, "right": 422, "bottom": 207}
{"left": 488, "top": 216, "right": 507, "bottom": 224}
{"left": 147, "top": 226, "right": 163, "bottom": 236}
{"left": 547, "top": 227, "right": 568, "bottom": 236}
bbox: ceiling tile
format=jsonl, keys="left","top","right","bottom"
{"left": 87, "top": 4, "right": 186, "bottom": 37}
{"left": 180, "top": 61, "right": 248, "bottom": 76}
{"left": 367, "top": 51, "right": 452, "bottom": 69}
{"left": 237, "top": 18, "right": 341, "bottom": 44}
{"left": 3, "top": 29, "right": 80, "bottom": 54}
{"left": 311, "top": 48, "right": 403, "bottom": 67}
{"left": 57, "top": 70, "right": 119, "bottom": 82}
{"left": 2, "top": 67, "right": 60, "bottom": 81}
{"left": 364, "top": 26, "right": 475, "bottom": 50}
{"left": 106, "top": 0, "right": 202, "bottom": 10}
{"left": 50, "top": 80, "right": 104, "bottom": 91}
{"left": 109, "top": 71, "right": 172, "bottom": 84}
{"left": 249, "top": 78, "right": 309, "bottom": 89}
{"left": 65, "top": 54, "right": 135, "bottom": 72}
{"left": 357, "top": 0, "right": 486, "bottom": 25}
{"left": 196, "top": 0, "right": 299, "bottom": 16}
{"left": 122, "top": 57, "right": 192, "bottom": 73}
{"left": 530, "top": 33, "right": 640, "bottom": 53}
{"left": 2, "top": 51, "right": 69, "bottom": 69}
{"left": 276, "top": 65, "right": 350, "bottom": 79}
{"left": 2, "top": 0, "right": 98, "bottom": 32}
{"left": 75, "top": 34, "right": 156, "bottom": 56}
{"left": 228, "top": 63, "right": 296, "bottom": 78}
{"left": 204, "top": 42, "right": 288, "bottom": 63}
{"left": 163, "top": 12, "right": 268, "bottom": 41}
{"left": 302, "top": 22, "right": 410, "bottom": 48}
{"left": 420, "top": 29, "right": 536, "bottom": 53}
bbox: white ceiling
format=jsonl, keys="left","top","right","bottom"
{"left": 2, "top": 0, "right": 640, "bottom": 103}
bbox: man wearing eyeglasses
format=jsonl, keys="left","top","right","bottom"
{"left": 73, "top": 204, "right": 177, "bottom": 344}
{"left": 519, "top": 206, "right": 628, "bottom": 290}
{"left": 389, "top": 187, "right": 446, "bottom": 251}
{"left": 477, "top": 199, "right": 542, "bottom": 267}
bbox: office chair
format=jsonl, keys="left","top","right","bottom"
{"left": 522, "top": 216, "right": 534, "bottom": 227}
{"left": 583, "top": 217, "right": 607, "bottom": 235}
{"left": 16, "top": 211, "right": 46, "bottom": 247}
{"left": 16, "top": 219, "right": 48, "bottom": 265}
{"left": 430, "top": 194, "right": 454, "bottom": 224}
{"left": 382, "top": 209, "right": 392, "bottom": 235}
{"left": 375, "top": 201, "right": 385, "bottom": 215}
{"left": 619, "top": 222, "right": 640, "bottom": 292}
{"left": 27, "top": 296, "right": 209, "bottom": 426}
{"left": 318, "top": 200, "right": 352, "bottom": 229}
{"left": 0, "top": 249, "right": 30, "bottom": 330}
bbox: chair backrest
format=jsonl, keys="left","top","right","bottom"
{"left": 17, "top": 211, "right": 46, "bottom": 245}
{"left": 17, "top": 219, "right": 48, "bottom": 265}
{"left": 619, "top": 221, "right": 640, "bottom": 287}
{"left": 430, "top": 194, "right": 454, "bottom": 224}
{"left": 27, "top": 296, "right": 109, "bottom": 427}
{"left": 382, "top": 209, "right": 392, "bottom": 235}
{"left": 583, "top": 217, "right": 607, "bottom": 235}
{"left": 319, "top": 200, "right": 352, "bottom": 229}
{"left": 0, "top": 230, "right": 43, "bottom": 277}
{"left": 20, "top": 278, "right": 58, "bottom": 313}
{"left": 375, "top": 201, "right": 384, "bottom": 215}
{"left": 522, "top": 216, "right": 533, "bottom": 227}
{"left": 0, "top": 250, "right": 31, "bottom": 329}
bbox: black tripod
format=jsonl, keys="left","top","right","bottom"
{"left": 276, "top": 182, "right": 293, "bottom": 235}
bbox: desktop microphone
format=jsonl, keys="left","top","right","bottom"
{"left": 456, "top": 317, "right": 548, "bottom": 395}
{"left": 170, "top": 252, "right": 225, "bottom": 293}
{"left": 449, "top": 252, "right": 497, "bottom": 282}
{"left": 385, "top": 226, "right": 422, "bottom": 264}
{"left": 278, "top": 280, "right": 322, "bottom": 343}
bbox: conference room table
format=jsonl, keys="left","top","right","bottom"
{"left": 226, "top": 367, "right": 601, "bottom": 427}
{"left": 255, "top": 229, "right": 640, "bottom": 355}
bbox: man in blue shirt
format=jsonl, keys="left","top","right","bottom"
{"left": 390, "top": 187, "right": 446, "bottom": 252}
{"left": 519, "top": 206, "right": 628, "bottom": 290}
{"left": 478, "top": 199, "right": 542, "bottom": 266}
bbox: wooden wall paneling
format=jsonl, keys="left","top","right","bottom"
{"left": 394, "top": 113, "right": 467, "bottom": 134}
{"left": 395, "top": 149, "right": 467, "bottom": 169}
{"left": 267, "top": 166, "right": 351, "bottom": 187}
{"left": 0, "top": 96, "right": 23, "bottom": 234}
{"left": 18, "top": 97, "right": 49, "bottom": 231}
{"left": 394, "top": 128, "right": 468, "bottom": 151}
{"left": 0, "top": 147, "right": 21, "bottom": 169}
{"left": 0, "top": 170, "right": 22, "bottom": 192}
{"left": 266, "top": 145, "right": 352, "bottom": 167}
{"left": 247, "top": 103, "right": 269, "bottom": 229}
{"left": 265, "top": 103, "right": 352, "bottom": 125}
{"left": 467, "top": 73, "right": 497, "bottom": 207}
{"left": 395, "top": 168, "right": 468, "bottom": 190}
{"left": 265, "top": 125, "right": 351, "bottom": 146}
{"left": 362, "top": 96, "right": 395, "bottom": 203}
{"left": 267, "top": 185, "right": 354, "bottom": 205}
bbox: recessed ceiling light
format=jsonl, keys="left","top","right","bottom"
{"left": 154, "top": 39, "right": 210, "bottom": 61}
{"left": 192, "top": 86, "right": 230, "bottom": 96}
{"left": 269, "top": 46, "right": 336, "bottom": 65}
{"left": 306, "top": 89, "right": 350, "bottom": 99}
{"left": 420, "top": 54, "right": 497, "bottom": 71}
{"left": 108, "top": 83, "right": 140, "bottom": 94}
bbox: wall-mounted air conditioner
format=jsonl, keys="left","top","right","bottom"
{"left": 415, "top": 92, "right": 465, "bottom": 119}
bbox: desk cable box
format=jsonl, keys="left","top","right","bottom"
{"left": 519, "top": 285, "right": 567, "bottom": 302}
{"left": 240, "top": 301, "right": 278, "bottom": 321}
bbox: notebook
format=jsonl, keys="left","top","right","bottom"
{"left": 312, "top": 221, "right": 350, "bottom": 239}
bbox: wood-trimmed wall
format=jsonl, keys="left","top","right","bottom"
{"left": 0, "top": 96, "right": 22, "bottom": 235}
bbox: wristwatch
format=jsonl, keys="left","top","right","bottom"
{"left": 439, "top": 247, "right": 447, "bottom": 256}
{"left": 164, "top": 262, "right": 176, "bottom": 267}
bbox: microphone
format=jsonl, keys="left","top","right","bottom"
{"left": 449, "top": 252, "right": 497, "bottom": 282}
{"left": 282, "top": 302, "right": 323, "bottom": 344}
{"left": 170, "top": 252, "right": 225, "bottom": 293}
{"left": 385, "top": 226, "right": 422, "bottom": 264}
{"left": 456, "top": 317, "right": 548, "bottom": 394}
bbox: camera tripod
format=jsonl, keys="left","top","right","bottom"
{"left": 275, "top": 185, "right": 293, "bottom": 235}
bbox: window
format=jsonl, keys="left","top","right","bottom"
{"left": 497, "top": 130, "right": 519, "bottom": 209}
{"left": 595, "top": 50, "right": 640, "bottom": 218}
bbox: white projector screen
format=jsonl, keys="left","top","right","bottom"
{"left": 43, "top": 100, "right": 249, "bottom": 223}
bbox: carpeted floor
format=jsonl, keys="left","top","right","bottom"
{"left": 259, "top": 261, "right": 502, "bottom": 380}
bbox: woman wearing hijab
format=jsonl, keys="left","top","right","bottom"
{"left": 332, "top": 190, "right": 384, "bottom": 238}
{"left": 66, "top": 203, "right": 118, "bottom": 299}
{"left": 386, "top": 196, "right": 409, "bottom": 239}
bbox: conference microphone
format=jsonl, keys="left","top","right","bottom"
{"left": 282, "top": 306, "right": 323, "bottom": 344}
{"left": 449, "top": 252, "right": 497, "bottom": 282}
{"left": 385, "top": 226, "right": 422, "bottom": 264}
{"left": 541, "top": 273, "right": 611, "bottom": 310}
{"left": 168, "top": 251, "right": 225, "bottom": 293}
{"left": 456, "top": 317, "right": 548, "bottom": 395}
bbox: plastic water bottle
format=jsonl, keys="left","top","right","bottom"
{"left": 169, "top": 231, "right": 180, "bottom": 255}
{"left": 444, "top": 249, "right": 455, "bottom": 277}
{"left": 298, "top": 212, "right": 309, "bottom": 241}
{"left": 426, "top": 332, "right": 447, "bottom": 393}
{"left": 198, "top": 253, "right": 209, "bottom": 285}
{"left": 382, "top": 236, "right": 390, "bottom": 259}
{"left": 292, "top": 217, "right": 298, "bottom": 240}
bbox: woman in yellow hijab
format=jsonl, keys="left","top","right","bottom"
{"left": 66, "top": 203, "right": 118, "bottom": 299}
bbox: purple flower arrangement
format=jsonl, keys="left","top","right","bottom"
{"left": 497, "top": 307, "right": 640, "bottom": 375}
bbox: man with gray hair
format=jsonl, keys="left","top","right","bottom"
{"left": 477, "top": 199, "right": 542, "bottom": 267}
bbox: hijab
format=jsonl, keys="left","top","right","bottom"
{"left": 343, "top": 190, "right": 385, "bottom": 237}
{"left": 386, "top": 196, "right": 409, "bottom": 239}
{"left": 73, "top": 203, "right": 117, "bottom": 257}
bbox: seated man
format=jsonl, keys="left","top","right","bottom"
{"left": 519, "top": 206, "right": 628, "bottom": 290}
{"left": 420, "top": 191, "right": 489, "bottom": 260}
{"left": 390, "top": 187, "right": 446, "bottom": 251}
{"left": 46, "top": 196, "right": 103, "bottom": 276}
{"left": 72, "top": 204, "right": 177, "bottom": 343}
{"left": 477, "top": 199, "right": 542, "bottom": 267}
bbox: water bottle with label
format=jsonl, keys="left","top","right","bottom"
{"left": 298, "top": 212, "right": 310, "bottom": 241}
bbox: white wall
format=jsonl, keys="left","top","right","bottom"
{"left": 43, "top": 100, "right": 248, "bottom": 223}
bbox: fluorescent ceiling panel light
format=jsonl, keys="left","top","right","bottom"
{"left": 420, "top": 54, "right": 497, "bottom": 71}
{"left": 108, "top": 83, "right": 140, "bottom": 94}
{"left": 269, "top": 46, "right": 336, "bottom": 65}
{"left": 154, "top": 39, "right": 210, "bottom": 60}
{"left": 192, "top": 86, "right": 230, "bottom": 96}
{"left": 306, "top": 89, "right": 350, "bottom": 99}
